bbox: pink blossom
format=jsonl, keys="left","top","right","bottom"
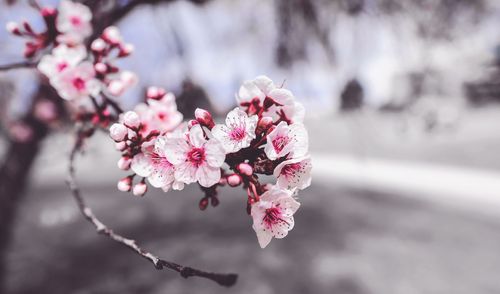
{"left": 131, "top": 137, "right": 178, "bottom": 192}
{"left": 122, "top": 111, "right": 140, "bottom": 129}
{"left": 237, "top": 75, "right": 275, "bottom": 105}
{"left": 164, "top": 124, "right": 225, "bottom": 187}
{"left": 56, "top": 0, "right": 92, "bottom": 44}
{"left": 37, "top": 45, "right": 86, "bottom": 78}
{"left": 264, "top": 121, "right": 308, "bottom": 160}
{"left": 212, "top": 107, "right": 258, "bottom": 153}
{"left": 274, "top": 155, "right": 312, "bottom": 190}
{"left": 251, "top": 187, "right": 300, "bottom": 248}
{"left": 50, "top": 62, "right": 101, "bottom": 100}
{"left": 133, "top": 93, "right": 183, "bottom": 136}
{"left": 109, "top": 123, "right": 128, "bottom": 141}
{"left": 132, "top": 182, "right": 147, "bottom": 196}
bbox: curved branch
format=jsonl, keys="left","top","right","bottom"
{"left": 66, "top": 130, "right": 238, "bottom": 287}
{"left": 0, "top": 61, "right": 37, "bottom": 71}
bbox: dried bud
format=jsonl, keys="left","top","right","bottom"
{"left": 256, "top": 116, "right": 273, "bottom": 135}
{"left": 117, "top": 156, "right": 132, "bottom": 170}
{"left": 210, "top": 196, "right": 219, "bottom": 207}
{"left": 227, "top": 174, "right": 242, "bottom": 187}
{"left": 117, "top": 177, "right": 132, "bottom": 192}
{"left": 22, "top": 21, "right": 33, "bottom": 34}
{"left": 194, "top": 108, "right": 215, "bottom": 129}
{"left": 132, "top": 182, "right": 147, "bottom": 196}
{"left": 237, "top": 163, "right": 253, "bottom": 176}
{"left": 199, "top": 197, "right": 209, "bottom": 210}
{"left": 109, "top": 123, "right": 127, "bottom": 141}
{"left": 122, "top": 111, "right": 140, "bottom": 129}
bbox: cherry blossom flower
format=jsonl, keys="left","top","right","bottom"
{"left": 37, "top": 44, "right": 86, "bottom": 78}
{"left": 56, "top": 0, "right": 92, "bottom": 44}
{"left": 274, "top": 155, "right": 312, "bottom": 190}
{"left": 236, "top": 75, "right": 275, "bottom": 105}
{"left": 251, "top": 187, "right": 300, "bottom": 248}
{"left": 164, "top": 124, "right": 225, "bottom": 187}
{"left": 134, "top": 93, "right": 183, "bottom": 136}
{"left": 50, "top": 61, "right": 101, "bottom": 100}
{"left": 264, "top": 121, "right": 308, "bottom": 160}
{"left": 212, "top": 107, "right": 258, "bottom": 153}
{"left": 131, "top": 137, "right": 180, "bottom": 192}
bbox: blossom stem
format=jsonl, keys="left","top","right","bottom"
{"left": 0, "top": 61, "right": 37, "bottom": 71}
{"left": 66, "top": 129, "right": 238, "bottom": 287}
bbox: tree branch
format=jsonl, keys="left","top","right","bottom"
{"left": 0, "top": 61, "right": 37, "bottom": 71}
{"left": 65, "top": 130, "right": 238, "bottom": 287}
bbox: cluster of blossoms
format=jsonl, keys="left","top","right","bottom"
{"left": 110, "top": 76, "right": 312, "bottom": 248}
{"left": 5, "top": 1, "right": 312, "bottom": 249}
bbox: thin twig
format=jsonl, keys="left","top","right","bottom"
{"left": 0, "top": 61, "right": 37, "bottom": 71}
{"left": 66, "top": 131, "right": 238, "bottom": 287}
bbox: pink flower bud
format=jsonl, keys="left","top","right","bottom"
{"left": 237, "top": 163, "right": 253, "bottom": 176}
{"left": 127, "top": 129, "right": 138, "bottom": 140}
{"left": 115, "top": 141, "right": 126, "bottom": 151}
{"left": 108, "top": 80, "right": 125, "bottom": 96}
{"left": 132, "top": 182, "right": 147, "bottom": 196}
{"left": 118, "top": 43, "right": 134, "bottom": 57}
{"left": 109, "top": 123, "right": 128, "bottom": 141}
{"left": 5, "top": 22, "right": 20, "bottom": 35}
{"left": 199, "top": 197, "right": 209, "bottom": 210}
{"left": 194, "top": 108, "right": 214, "bottom": 128}
{"left": 117, "top": 156, "right": 132, "bottom": 170}
{"left": 41, "top": 7, "right": 57, "bottom": 18}
{"left": 102, "top": 26, "right": 121, "bottom": 45}
{"left": 91, "top": 38, "right": 106, "bottom": 52}
{"left": 122, "top": 111, "right": 140, "bottom": 129}
{"left": 34, "top": 99, "right": 57, "bottom": 123}
{"left": 94, "top": 62, "right": 107, "bottom": 74}
{"left": 120, "top": 71, "right": 138, "bottom": 87}
{"left": 146, "top": 86, "right": 166, "bottom": 100}
{"left": 227, "top": 174, "right": 242, "bottom": 187}
{"left": 117, "top": 177, "right": 132, "bottom": 192}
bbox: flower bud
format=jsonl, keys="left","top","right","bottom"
{"left": 194, "top": 108, "right": 215, "bottom": 129}
{"left": 256, "top": 116, "right": 273, "bottom": 135}
{"left": 122, "top": 111, "right": 140, "bottom": 129}
{"left": 109, "top": 123, "right": 127, "bottom": 141}
{"left": 117, "top": 177, "right": 132, "bottom": 192}
{"left": 120, "top": 71, "right": 137, "bottom": 87}
{"left": 5, "top": 22, "right": 20, "bottom": 35}
{"left": 91, "top": 38, "right": 106, "bottom": 52}
{"left": 132, "top": 182, "right": 147, "bottom": 196}
{"left": 237, "top": 163, "right": 253, "bottom": 176}
{"left": 102, "top": 26, "right": 121, "bottom": 45}
{"left": 227, "top": 174, "right": 242, "bottom": 187}
{"left": 41, "top": 7, "right": 57, "bottom": 18}
{"left": 108, "top": 80, "right": 125, "bottom": 96}
{"left": 146, "top": 86, "right": 166, "bottom": 100}
{"left": 118, "top": 43, "right": 134, "bottom": 57}
{"left": 94, "top": 62, "right": 107, "bottom": 74}
{"left": 117, "top": 156, "right": 131, "bottom": 170}
{"left": 210, "top": 196, "right": 219, "bottom": 207}
{"left": 115, "top": 141, "right": 126, "bottom": 151}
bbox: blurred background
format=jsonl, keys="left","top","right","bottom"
{"left": 1, "top": 0, "right": 500, "bottom": 293}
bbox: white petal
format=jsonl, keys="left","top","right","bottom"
{"left": 289, "top": 123, "right": 309, "bottom": 158}
{"left": 131, "top": 153, "right": 152, "bottom": 177}
{"left": 196, "top": 164, "right": 221, "bottom": 187}
{"left": 174, "top": 162, "right": 198, "bottom": 184}
{"left": 148, "top": 166, "right": 174, "bottom": 188}
{"left": 253, "top": 75, "right": 275, "bottom": 95}
{"left": 164, "top": 138, "right": 189, "bottom": 165}
{"left": 189, "top": 124, "right": 206, "bottom": 148}
{"left": 204, "top": 139, "right": 226, "bottom": 167}
{"left": 254, "top": 226, "right": 273, "bottom": 248}
{"left": 268, "top": 88, "right": 294, "bottom": 106}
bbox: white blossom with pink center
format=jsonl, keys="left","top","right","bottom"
{"left": 133, "top": 93, "right": 183, "bottom": 137}
{"left": 50, "top": 61, "right": 101, "bottom": 100}
{"left": 37, "top": 44, "right": 86, "bottom": 78}
{"left": 164, "top": 124, "right": 225, "bottom": 188}
{"left": 251, "top": 187, "right": 300, "bottom": 248}
{"left": 274, "top": 155, "right": 312, "bottom": 190}
{"left": 131, "top": 137, "right": 180, "bottom": 192}
{"left": 264, "top": 121, "right": 308, "bottom": 160}
{"left": 212, "top": 107, "right": 258, "bottom": 153}
{"left": 236, "top": 75, "right": 275, "bottom": 105}
{"left": 56, "top": 0, "right": 92, "bottom": 44}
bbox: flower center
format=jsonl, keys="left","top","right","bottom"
{"left": 57, "top": 62, "right": 68, "bottom": 72}
{"left": 187, "top": 147, "right": 206, "bottom": 167}
{"left": 70, "top": 16, "right": 82, "bottom": 26}
{"left": 263, "top": 206, "right": 286, "bottom": 228}
{"left": 281, "top": 163, "right": 301, "bottom": 178}
{"left": 229, "top": 126, "right": 246, "bottom": 141}
{"left": 272, "top": 135, "right": 289, "bottom": 153}
{"left": 72, "top": 77, "right": 86, "bottom": 91}
{"left": 157, "top": 112, "right": 166, "bottom": 121}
